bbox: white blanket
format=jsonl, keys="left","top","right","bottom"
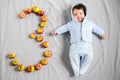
{"left": 0, "top": 0, "right": 120, "bottom": 80}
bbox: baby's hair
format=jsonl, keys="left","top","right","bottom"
{"left": 72, "top": 3, "right": 87, "bottom": 16}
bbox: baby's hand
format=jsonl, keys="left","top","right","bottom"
{"left": 101, "top": 34, "right": 106, "bottom": 39}
{"left": 50, "top": 31, "right": 57, "bottom": 35}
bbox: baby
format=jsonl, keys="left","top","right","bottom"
{"left": 51, "top": 3, "right": 106, "bottom": 77}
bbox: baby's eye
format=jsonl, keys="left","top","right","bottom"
{"left": 73, "top": 14, "right": 78, "bottom": 16}
{"left": 79, "top": 13, "right": 83, "bottom": 15}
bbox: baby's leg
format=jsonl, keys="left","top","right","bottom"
{"left": 69, "top": 44, "right": 81, "bottom": 77}
{"left": 69, "top": 53, "right": 80, "bottom": 76}
{"left": 79, "top": 43, "right": 93, "bottom": 75}
{"left": 79, "top": 53, "right": 93, "bottom": 75}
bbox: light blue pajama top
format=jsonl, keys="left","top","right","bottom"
{"left": 55, "top": 3, "right": 105, "bottom": 44}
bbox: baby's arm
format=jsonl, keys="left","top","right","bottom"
{"left": 50, "top": 23, "right": 69, "bottom": 36}
{"left": 92, "top": 22, "right": 106, "bottom": 39}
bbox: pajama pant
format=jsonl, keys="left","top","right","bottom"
{"left": 69, "top": 41, "right": 93, "bottom": 76}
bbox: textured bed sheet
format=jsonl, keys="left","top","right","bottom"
{"left": 0, "top": 0, "right": 120, "bottom": 80}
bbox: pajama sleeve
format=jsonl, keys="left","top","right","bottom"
{"left": 92, "top": 22, "right": 105, "bottom": 37}
{"left": 55, "top": 23, "right": 69, "bottom": 35}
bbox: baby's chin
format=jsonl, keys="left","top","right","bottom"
{"left": 78, "top": 19, "right": 84, "bottom": 22}
{"left": 78, "top": 17, "right": 85, "bottom": 22}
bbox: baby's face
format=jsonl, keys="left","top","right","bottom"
{"left": 73, "top": 9, "right": 85, "bottom": 22}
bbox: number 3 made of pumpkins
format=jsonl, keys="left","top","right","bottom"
{"left": 8, "top": 6, "right": 52, "bottom": 72}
